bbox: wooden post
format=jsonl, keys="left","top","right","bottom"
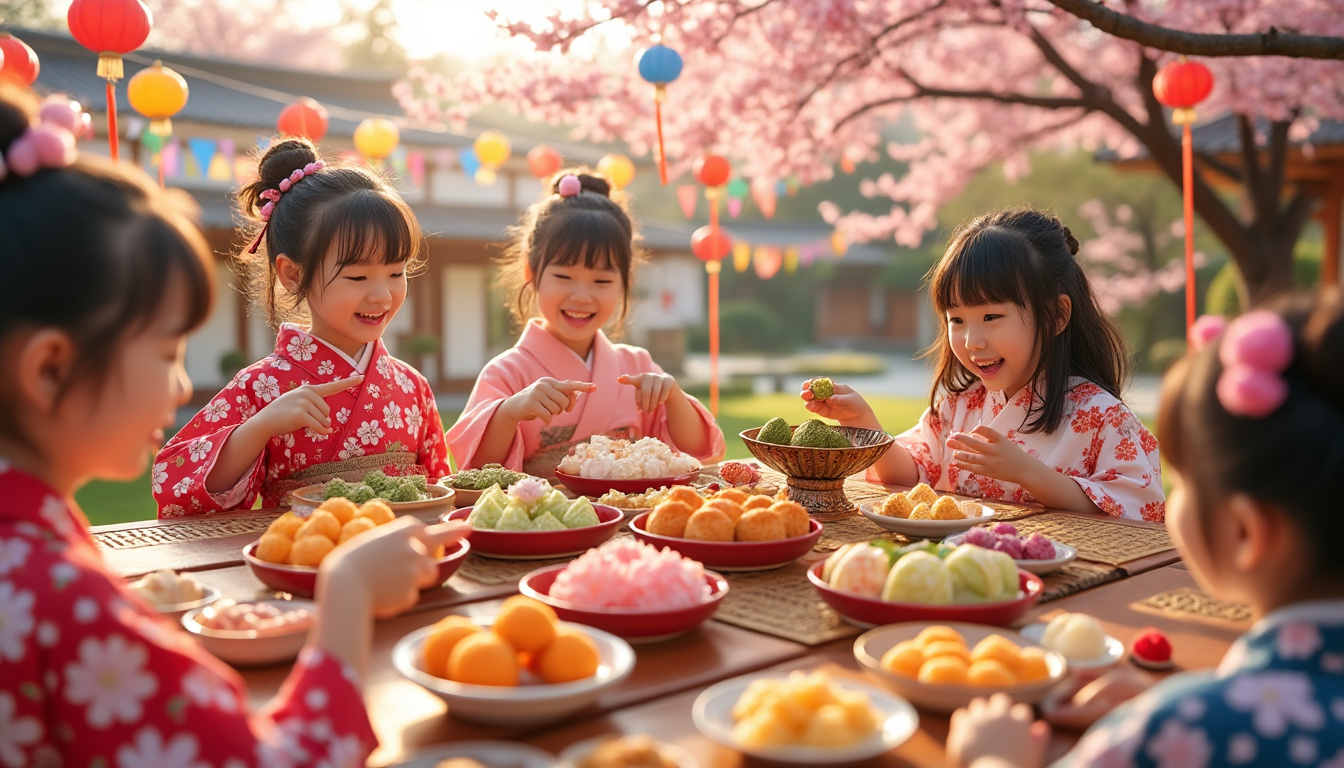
{"left": 1324, "top": 180, "right": 1342, "bottom": 288}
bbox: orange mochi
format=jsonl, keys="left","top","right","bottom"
{"left": 492, "top": 596, "right": 558, "bottom": 654}
{"left": 970, "top": 634, "right": 1023, "bottom": 672}
{"left": 267, "top": 511, "right": 305, "bottom": 538}
{"left": 918, "top": 655, "right": 969, "bottom": 685}
{"left": 288, "top": 535, "right": 334, "bottom": 566}
{"left": 880, "top": 641, "right": 925, "bottom": 678}
{"left": 316, "top": 497, "right": 358, "bottom": 525}
{"left": 1016, "top": 647, "right": 1052, "bottom": 682}
{"left": 665, "top": 486, "right": 704, "bottom": 510}
{"left": 535, "top": 625, "right": 600, "bottom": 684}
{"left": 338, "top": 517, "right": 377, "bottom": 544}
{"left": 295, "top": 510, "right": 340, "bottom": 542}
{"left": 256, "top": 532, "right": 292, "bottom": 564}
{"left": 356, "top": 499, "right": 395, "bottom": 526}
{"left": 702, "top": 498, "right": 744, "bottom": 525}
{"left": 914, "top": 626, "right": 966, "bottom": 650}
{"left": 742, "top": 495, "right": 774, "bottom": 512}
{"left": 647, "top": 500, "right": 695, "bottom": 538}
{"left": 923, "top": 640, "right": 971, "bottom": 663}
{"left": 769, "top": 500, "right": 810, "bottom": 538}
{"left": 448, "top": 633, "right": 519, "bottom": 686}
{"left": 712, "top": 488, "right": 749, "bottom": 505}
{"left": 422, "top": 615, "right": 482, "bottom": 678}
{"left": 967, "top": 659, "right": 1017, "bottom": 687}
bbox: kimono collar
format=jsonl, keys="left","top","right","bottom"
{"left": 1217, "top": 598, "right": 1344, "bottom": 678}
{"left": 277, "top": 324, "right": 381, "bottom": 377}
{"left": 0, "top": 460, "right": 94, "bottom": 548}
{"left": 517, "top": 319, "right": 609, "bottom": 381}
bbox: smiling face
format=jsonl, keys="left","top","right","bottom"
{"left": 945, "top": 301, "right": 1041, "bottom": 397}
{"left": 535, "top": 261, "right": 624, "bottom": 358}
{"left": 300, "top": 242, "right": 408, "bottom": 358}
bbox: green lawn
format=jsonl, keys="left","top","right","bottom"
{"left": 74, "top": 395, "right": 929, "bottom": 526}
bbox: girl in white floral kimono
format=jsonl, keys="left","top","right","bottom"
{"left": 155, "top": 138, "right": 451, "bottom": 516}
{"left": 804, "top": 209, "right": 1164, "bottom": 520}
{"left": 947, "top": 292, "right": 1344, "bottom": 768}
{"left": 0, "top": 88, "right": 466, "bottom": 767}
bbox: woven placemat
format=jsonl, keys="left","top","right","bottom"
{"left": 93, "top": 514, "right": 279, "bottom": 550}
{"left": 1002, "top": 514, "right": 1173, "bottom": 566}
{"left": 757, "top": 466, "right": 1041, "bottom": 522}
{"left": 1133, "top": 587, "right": 1255, "bottom": 627}
{"left": 455, "top": 554, "right": 571, "bottom": 586}
{"left": 713, "top": 559, "right": 863, "bottom": 646}
{"left": 1038, "top": 561, "right": 1124, "bottom": 603}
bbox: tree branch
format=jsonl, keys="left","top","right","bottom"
{"left": 1194, "top": 151, "right": 1242, "bottom": 184}
{"left": 1236, "top": 115, "right": 1272, "bottom": 232}
{"left": 712, "top": 0, "right": 787, "bottom": 44}
{"left": 835, "top": 68, "right": 1090, "bottom": 129}
{"left": 1042, "top": 0, "right": 1344, "bottom": 59}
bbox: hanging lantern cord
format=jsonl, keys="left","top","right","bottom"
{"left": 655, "top": 84, "right": 668, "bottom": 185}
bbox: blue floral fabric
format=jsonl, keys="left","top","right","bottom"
{"left": 1053, "top": 601, "right": 1344, "bottom": 768}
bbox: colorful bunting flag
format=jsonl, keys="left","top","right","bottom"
{"left": 188, "top": 138, "right": 217, "bottom": 178}
{"left": 726, "top": 197, "right": 742, "bottom": 219}
{"left": 784, "top": 246, "right": 799, "bottom": 274}
{"left": 408, "top": 151, "right": 425, "bottom": 188}
{"left": 732, "top": 241, "right": 751, "bottom": 272}
{"left": 677, "top": 185, "right": 698, "bottom": 220}
{"left": 751, "top": 178, "right": 777, "bottom": 220}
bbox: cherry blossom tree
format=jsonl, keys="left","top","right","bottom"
{"left": 1076, "top": 198, "right": 1204, "bottom": 315}
{"left": 396, "top": 0, "right": 1344, "bottom": 305}
{"left": 146, "top": 0, "right": 343, "bottom": 71}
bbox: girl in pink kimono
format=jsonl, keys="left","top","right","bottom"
{"left": 804, "top": 208, "right": 1164, "bottom": 521}
{"left": 448, "top": 170, "right": 725, "bottom": 478}
{"left": 0, "top": 87, "right": 466, "bottom": 767}
{"left": 155, "top": 138, "right": 451, "bottom": 517}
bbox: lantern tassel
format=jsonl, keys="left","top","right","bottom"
{"left": 96, "top": 53, "right": 123, "bottom": 80}
{"left": 706, "top": 259, "right": 721, "bottom": 416}
{"left": 105, "top": 79, "right": 119, "bottom": 162}
{"left": 1182, "top": 122, "right": 1196, "bottom": 328}
{"left": 654, "top": 84, "right": 668, "bottom": 186}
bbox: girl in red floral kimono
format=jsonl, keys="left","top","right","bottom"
{"left": 155, "top": 138, "right": 451, "bottom": 517}
{"left": 803, "top": 208, "right": 1164, "bottom": 520}
{"left": 0, "top": 86, "right": 465, "bottom": 767}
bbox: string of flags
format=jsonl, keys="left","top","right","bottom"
{"left": 677, "top": 175, "right": 801, "bottom": 221}
{"left": 729, "top": 229, "right": 849, "bottom": 279}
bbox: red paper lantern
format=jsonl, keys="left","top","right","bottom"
{"left": 68, "top": 0, "right": 153, "bottom": 80}
{"left": 0, "top": 33, "right": 40, "bottom": 86}
{"left": 527, "top": 145, "right": 563, "bottom": 179}
{"left": 691, "top": 225, "right": 732, "bottom": 262}
{"left": 277, "top": 98, "right": 329, "bottom": 142}
{"left": 693, "top": 154, "right": 731, "bottom": 188}
{"left": 1153, "top": 58, "right": 1213, "bottom": 124}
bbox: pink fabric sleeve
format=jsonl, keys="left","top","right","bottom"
{"left": 4, "top": 540, "right": 376, "bottom": 766}
{"left": 446, "top": 357, "right": 529, "bottom": 471}
{"left": 154, "top": 372, "right": 268, "bottom": 517}
{"left": 1065, "top": 404, "right": 1166, "bottom": 522}
{"left": 876, "top": 395, "right": 952, "bottom": 486}
{"left": 636, "top": 352, "right": 726, "bottom": 463}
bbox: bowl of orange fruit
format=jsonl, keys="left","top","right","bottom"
{"left": 392, "top": 596, "right": 636, "bottom": 726}
{"left": 853, "top": 622, "right": 1067, "bottom": 714}
{"left": 243, "top": 497, "right": 471, "bottom": 598}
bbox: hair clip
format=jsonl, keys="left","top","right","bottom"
{"left": 557, "top": 174, "right": 582, "bottom": 198}
{"left": 1187, "top": 314, "right": 1227, "bottom": 351}
{"left": 1216, "top": 310, "right": 1293, "bottom": 418}
{"left": 1, "top": 118, "right": 77, "bottom": 181}
{"left": 247, "top": 160, "right": 325, "bottom": 254}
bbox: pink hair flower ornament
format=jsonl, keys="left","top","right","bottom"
{"left": 1215, "top": 310, "right": 1294, "bottom": 418}
{"left": 557, "top": 174, "right": 582, "bottom": 198}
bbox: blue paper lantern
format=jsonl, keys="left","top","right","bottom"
{"left": 636, "top": 44, "right": 683, "bottom": 85}
{"left": 459, "top": 147, "right": 480, "bottom": 177}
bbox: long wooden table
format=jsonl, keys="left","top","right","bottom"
{"left": 96, "top": 481, "right": 1249, "bottom": 767}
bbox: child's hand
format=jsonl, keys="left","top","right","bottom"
{"left": 948, "top": 426, "right": 1042, "bottom": 485}
{"left": 1043, "top": 668, "right": 1152, "bottom": 731}
{"left": 618, "top": 373, "right": 679, "bottom": 413}
{"left": 948, "top": 693, "right": 1050, "bottom": 768}
{"left": 319, "top": 517, "right": 470, "bottom": 618}
{"left": 256, "top": 375, "right": 363, "bottom": 437}
{"left": 501, "top": 378, "right": 596, "bottom": 425}
{"left": 799, "top": 379, "right": 876, "bottom": 426}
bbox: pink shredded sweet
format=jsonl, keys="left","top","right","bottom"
{"left": 551, "top": 539, "right": 709, "bottom": 610}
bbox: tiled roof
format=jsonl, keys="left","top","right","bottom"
{"left": 1099, "top": 114, "right": 1344, "bottom": 162}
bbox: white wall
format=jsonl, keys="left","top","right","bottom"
{"left": 442, "top": 264, "right": 489, "bottom": 378}
{"left": 430, "top": 170, "right": 511, "bottom": 208}
{"left": 626, "top": 253, "right": 705, "bottom": 345}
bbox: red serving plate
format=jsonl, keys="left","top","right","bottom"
{"left": 628, "top": 512, "right": 822, "bottom": 572}
{"left": 519, "top": 563, "right": 728, "bottom": 642}
{"left": 553, "top": 469, "right": 699, "bottom": 497}
{"left": 243, "top": 538, "right": 470, "bottom": 598}
{"left": 807, "top": 561, "right": 1043, "bottom": 628}
{"left": 442, "top": 504, "right": 622, "bottom": 559}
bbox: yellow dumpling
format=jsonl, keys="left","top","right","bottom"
{"left": 908, "top": 502, "right": 933, "bottom": 520}
{"left": 1017, "top": 647, "right": 1052, "bottom": 682}
{"left": 907, "top": 483, "right": 939, "bottom": 506}
{"left": 915, "top": 625, "right": 967, "bottom": 650}
{"left": 970, "top": 634, "right": 1023, "bottom": 672}
{"left": 931, "top": 495, "right": 966, "bottom": 520}
{"left": 316, "top": 496, "right": 358, "bottom": 525}
{"left": 880, "top": 493, "right": 914, "bottom": 518}
{"left": 918, "top": 655, "right": 968, "bottom": 685}
{"left": 881, "top": 641, "right": 925, "bottom": 678}
{"left": 968, "top": 659, "right": 1018, "bottom": 687}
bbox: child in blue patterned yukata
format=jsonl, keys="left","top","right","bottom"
{"left": 947, "top": 288, "right": 1344, "bottom": 768}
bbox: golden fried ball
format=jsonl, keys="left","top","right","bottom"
{"left": 768, "top": 500, "right": 810, "bottom": 538}
{"left": 289, "top": 534, "right": 335, "bottom": 567}
{"left": 908, "top": 503, "right": 933, "bottom": 520}
{"left": 356, "top": 499, "right": 395, "bottom": 526}
{"left": 879, "top": 493, "right": 914, "bottom": 519}
{"left": 646, "top": 500, "right": 696, "bottom": 538}
{"left": 255, "top": 532, "right": 292, "bottom": 564}
{"left": 931, "top": 496, "right": 966, "bottom": 521}
{"left": 665, "top": 486, "right": 705, "bottom": 511}
{"left": 712, "top": 488, "right": 749, "bottom": 505}
{"left": 684, "top": 509, "right": 735, "bottom": 542}
{"left": 736, "top": 509, "right": 786, "bottom": 542}
{"left": 295, "top": 510, "right": 341, "bottom": 542}
{"left": 316, "top": 496, "right": 358, "bottom": 525}
{"left": 338, "top": 516, "right": 377, "bottom": 544}
{"left": 267, "top": 511, "right": 305, "bottom": 538}
{"left": 742, "top": 495, "right": 774, "bottom": 512}
{"left": 908, "top": 483, "right": 939, "bottom": 506}
{"left": 702, "top": 498, "right": 744, "bottom": 526}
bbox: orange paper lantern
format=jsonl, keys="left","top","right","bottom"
{"left": 277, "top": 98, "right": 329, "bottom": 142}
{"left": 127, "top": 60, "right": 188, "bottom": 136}
{"left": 691, "top": 225, "right": 732, "bottom": 262}
{"left": 693, "top": 154, "right": 731, "bottom": 188}
{"left": 527, "top": 145, "right": 563, "bottom": 178}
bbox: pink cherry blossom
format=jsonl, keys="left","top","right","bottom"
{"left": 1224, "top": 671, "right": 1326, "bottom": 738}
{"left": 1276, "top": 622, "right": 1324, "bottom": 661}
{"left": 1145, "top": 718, "right": 1213, "bottom": 768}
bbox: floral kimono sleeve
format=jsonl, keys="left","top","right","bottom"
{"left": 883, "top": 395, "right": 955, "bottom": 486}
{"left": 1065, "top": 403, "right": 1166, "bottom": 522}
{"left": 412, "top": 374, "right": 453, "bottom": 481}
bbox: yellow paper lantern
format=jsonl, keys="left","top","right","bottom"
{"left": 127, "top": 61, "right": 188, "bottom": 137}
{"left": 597, "top": 153, "right": 635, "bottom": 190}
{"left": 474, "top": 130, "right": 511, "bottom": 169}
{"left": 354, "top": 117, "right": 400, "bottom": 160}
{"left": 831, "top": 229, "right": 849, "bottom": 257}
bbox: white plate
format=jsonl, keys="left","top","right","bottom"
{"left": 130, "top": 582, "right": 221, "bottom": 620}
{"left": 1020, "top": 622, "right": 1125, "bottom": 670}
{"left": 391, "top": 741, "right": 557, "bottom": 768}
{"left": 181, "top": 597, "right": 314, "bottom": 667}
{"left": 943, "top": 533, "right": 1078, "bottom": 575}
{"left": 559, "top": 735, "right": 697, "bottom": 768}
{"left": 692, "top": 673, "right": 918, "bottom": 763}
{"left": 859, "top": 501, "right": 995, "bottom": 538}
{"left": 853, "top": 621, "right": 1069, "bottom": 715}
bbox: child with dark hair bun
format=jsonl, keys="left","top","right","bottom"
{"left": 0, "top": 84, "right": 466, "bottom": 767}
{"left": 154, "top": 137, "right": 451, "bottom": 517}
{"left": 804, "top": 207, "right": 1164, "bottom": 520}
{"left": 949, "top": 287, "right": 1344, "bottom": 768}
{"left": 448, "top": 168, "right": 725, "bottom": 478}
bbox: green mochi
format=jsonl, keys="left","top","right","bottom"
{"left": 529, "top": 512, "right": 567, "bottom": 531}
{"left": 561, "top": 498, "right": 599, "bottom": 529}
{"left": 495, "top": 505, "right": 531, "bottom": 531}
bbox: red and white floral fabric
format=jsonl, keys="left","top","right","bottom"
{"left": 887, "top": 377, "right": 1165, "bottom": 521}
{"left": 0, "top": 464, "right": 377, "bottom": 767}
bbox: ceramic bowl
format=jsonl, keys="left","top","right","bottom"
{"left": 520, "top": 563, "right": 728, "bottom": 642}
{"left": 181, "top": 597, "right": 315, "bottom": 667}
{"left": 442, "top": 505, "right": 622, "bottom": 560}
{"left": 629, "top": 513, "right": 822, "bottom": 572}
{"left": 289, "top": 483, "right": 456, "bottom": 517}
{"left": 808, "top": 561, "right": 1044, "bottom": 628}
{"left": 242, "top": 538, "right": 470, "bottom": 598}
{"left": 554, "top": 469, "right": 699, "bottom": 498}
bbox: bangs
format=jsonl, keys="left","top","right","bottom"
{"left": 541, "top": 208, "right": 630, "bottom": 273}
{"left": 931, "top": 227, "right": 1034, "bottom": 312}
{"left": 316, "top": 189, "right": 422, "bottom": 272}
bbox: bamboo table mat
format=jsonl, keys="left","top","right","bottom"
{"left": 1005, "top": 513, "right": 1174, "bottom": 567}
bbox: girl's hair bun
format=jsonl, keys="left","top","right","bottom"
{"left": 550, "top": 170, "right": 611, "bottom": 199}
{"left": 1061, "top": 224, "right": 1080, "bottom": 256}
{"left": 238, "top": 138, "right": 320, "bottom": 217}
